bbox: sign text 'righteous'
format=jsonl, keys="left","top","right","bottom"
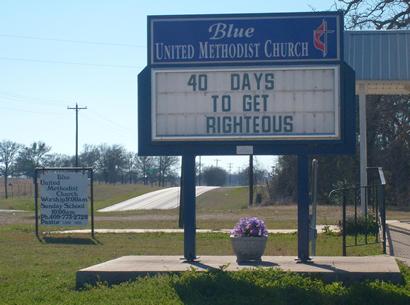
{"left": 152, "top": 66, "right": 340, "bottom": 141}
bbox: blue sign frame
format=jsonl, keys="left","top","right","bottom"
{"left": 139, "top": 12, "right": 355, "bottom": 156}
{"left": 148, "top": 11, "right": 343, "bottom": 66}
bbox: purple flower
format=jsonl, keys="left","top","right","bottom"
{"left": 230, "top": 217, "right": 268, "bottom": 237}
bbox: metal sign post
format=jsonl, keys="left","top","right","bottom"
{"left": 139, "top": 11, "right": 355, "bottom": 263}
{"left": 34, "top": 169, "right": 39, "bottom": 239}
{"left": 297, "top": 155, "right": 310, "bottom": 262}
{"left": 310, "top": 159, "right": 319, "bottom": 256}
{"left": 182, "top": 155, "right": 196, "bottom": 260}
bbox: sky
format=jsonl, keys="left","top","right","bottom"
{"left": 0, "top": 0, "right": 334, "bottom": 172}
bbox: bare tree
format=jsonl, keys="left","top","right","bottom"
{"left": 124, "top": 152, "right": 137, "bottom": 183}
{"left": 96, "top": 144, "right": 128, "bottom": 183}
{"left": 336, "top": 0, "right": 410, "bottom": 29}
{"left": 136, "top": 156, "right": 155, "bottom": 185}
{"left": 47, "top": 153, "right": 72, "bottom": 167}
{"left": 80, "top": 144, "right": 101, "bottom": 168}
{"left": 15, "top": 141, "right": 51, "bottom": 178}
{"left": 0, "top": 140, "right": 21, "bottom": 199}
{"left": 136, "top": 156, "right": 157, "bottom": 185}
{"left": 157, "top": 156, "right": 179, "bottom": 187}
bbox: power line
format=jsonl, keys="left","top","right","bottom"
{"left": 83, "top": 112, "right": 132, "bottom": 132}
{"left": 0, "top": 94, "right": 64, "bottom": 107}
{"left": 0, "top": 104, "right": 65, "bottom": 115}
{"left": 0, "top": 93, "right": 134, "bottom": 123}
{"left": 93, "top": 111, "right": 132, "bottom": 131}
{"left": 0, "top": 92, "right": 133, "bottom": 131}
{"left": 82, "top": 113, "right": 133, "bottom": 137}
{"left": 0, "top": 33, "right": 145, "bottom": 48}
{"left": 0, "top": 90, "right": 70, "bottom": 104}
{"left": 0, "top": 56, "right": 141, "bottom": 69}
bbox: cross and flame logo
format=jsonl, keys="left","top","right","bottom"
{"left": 313, "top": 19, "right": 334, "bottom": 57}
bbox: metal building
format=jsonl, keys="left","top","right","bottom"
{"left": 344, "top": 30, "right": 410, "bottom": 211}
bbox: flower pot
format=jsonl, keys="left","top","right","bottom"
{"left": 230, "top": 236, "right": 267, "bottom": 263}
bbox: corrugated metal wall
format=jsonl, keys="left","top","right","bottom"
{"left": 345, "top": 31, "right": 410, "bottom": 81}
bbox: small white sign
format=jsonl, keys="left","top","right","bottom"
{"left": 236, "top": 146, "right": 254, "bottom": 155}
{"left": 39, "top": 171, "right": 89, "bottom": 226}
{"left": 152, "top": 66, "right": 340, "bottom": 141}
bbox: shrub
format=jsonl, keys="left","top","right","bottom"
{"left": 341, "top": 216, "right": 379, "bottom": 235}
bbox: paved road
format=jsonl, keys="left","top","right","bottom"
{"left": 98, "top": 186, "right": 219, "bottom": 212}
{"left": 386, "top": 220, "right": 410, "bottom": 265}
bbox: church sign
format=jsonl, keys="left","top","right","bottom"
{"left": 139, "top": 11, "right": 355, "bottom": 156}
{"left": 139, "top": 11, "right": 355, "bottom": 263}
{"left": 39, "top": 170, "right": 89, "bottom": 226}
{"left": 149, "top": 13, "right": 341, "bottom": 65}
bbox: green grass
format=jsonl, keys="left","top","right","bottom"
{"left": 0, "top": 183, "right": 161, "bottom": 211}
{"left": 0, "top": 225, "right": 407, "bottom": 304}
{"left": 0, "top": 196, "right": 33, "bottom": 211}
{"left": 1, "top": 185, "right": 408, "bottom": 304}
{"left": 197, "top": 187, "right": 249, "bottom": 211}
{"left": 2, "top": 184, "right": 410, "bottom": 232}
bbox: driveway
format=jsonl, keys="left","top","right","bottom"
{"left": 387, "top": 220, "right": 410, "bottom": 265}
{"left": 98, "top": 186, "right": 219, "bottom": 212}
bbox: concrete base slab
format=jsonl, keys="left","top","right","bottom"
{"left": 76, "top": 255, "right": 401, "bottom": 288}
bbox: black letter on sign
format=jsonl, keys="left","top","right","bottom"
{"left": 206, "top": 117, "right": 216, "bottom": 133}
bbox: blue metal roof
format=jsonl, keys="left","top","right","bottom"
{"left": 345, "top": 30, "right": 410, "bottom": 81}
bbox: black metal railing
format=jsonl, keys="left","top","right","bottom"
{"left": 329, "top": 168, "right": 386, "bottom": 256}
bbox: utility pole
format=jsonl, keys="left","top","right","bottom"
{"left": 249, "top": 155, "right": 254, "bottom": 207}
{"left": 179, "top": 158, "right": 185, "bottom": 228}
{"left": 214, "top": 158, "right": 220, "bottom": 167}
{"left": 67, "top": 103, "right": 87, "bottom": 167}
{"left": 228, "top": 162, "right": 232, "bottom": 186}
{"left": 198, "top": 156, "right": 202, "bottom": 186}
